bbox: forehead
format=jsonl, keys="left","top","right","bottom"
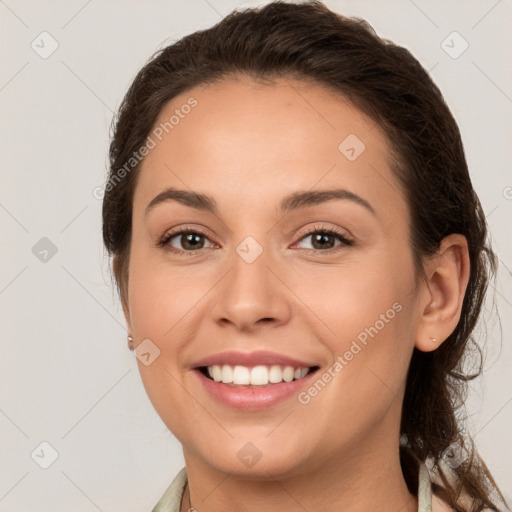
{"left": 133, "top": 77, "right": 406, "bottom": 225}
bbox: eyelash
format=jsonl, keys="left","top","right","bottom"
{"left": 157, "top": 223, "right": 354, "bottom": 256}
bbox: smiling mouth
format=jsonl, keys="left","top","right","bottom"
{"left": 198, "top": 364, "right": 320, "bottom": 387}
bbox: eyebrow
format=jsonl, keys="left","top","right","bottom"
{"left": 145, "top": 187, "right": 376, "bottom": 217}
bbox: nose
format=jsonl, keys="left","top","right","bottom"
{"left": 210, "top": 242, "right": 292, "bottom": 333}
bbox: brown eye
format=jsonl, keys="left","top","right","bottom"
{"left": 171, "top": 232, "right": 206, "bottom": 251}
{"left": 294, "top": 227, "right": 354, "bottom": 252}
{"left": 307, "top": 232, "right": 338, "bottom": 250}
{"left": 159, "top": 228, "right": 216, "bottom": 254}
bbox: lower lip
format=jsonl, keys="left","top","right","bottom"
{"left": 193, "top": 369, "right": 318, "bottom": 410}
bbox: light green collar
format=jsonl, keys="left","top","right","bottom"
{"left": 152, "top": 462, "right": 433, "bottom": 511}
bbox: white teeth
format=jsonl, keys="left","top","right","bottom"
{"left": 212, "top": 365, "right": 222, "bottom": 382}
{"left": 282, "top": 366, "right": 295, "bottom": 382}
{"left": 221, "top": 365, "right": 233, "bottom": 384}
{"left": 269, "top": 365, "right": 283, "bottom": 383}
{"left": 232, "top": 366, "right": 250, "bottom": 385}
{"left": 250, "top": 365, "right": 269, "bottom": 385}
{"left": 205, "top": 364, "right": 312, "bottom": 386}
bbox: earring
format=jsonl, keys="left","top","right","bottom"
{"left": 127, "top": 335, "right": 134, "bottom": 351}
{"left": 429, "top": 336, "right": 437, "bottom": 343}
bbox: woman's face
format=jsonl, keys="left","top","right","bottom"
{"left": 124, "top": 78, "right": 425, "bottom": 478}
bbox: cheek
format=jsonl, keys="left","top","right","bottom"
{"left": 299, "top": 298, "right": 413, "bottom": 448}
{"left": 127, "top": 246, "right": 207, "bottom": 342}
{"left": 301, "top": 250, "right": 411, "bottom": 342}
{"left": 127, "top": 267, "right": 197, "bottom": 443}
{"left": 126, "top": 246, "right": 221, "bottom": 433}
{"left": 302, "top": 249, "right": 415, "bottom": 404}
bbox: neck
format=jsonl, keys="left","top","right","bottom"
{"left": 181, "top": 436, "right": 418, "bottom": 512}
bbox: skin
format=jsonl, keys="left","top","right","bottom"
{"left": 118, "top": 77, "right": 469, "bottom": 512}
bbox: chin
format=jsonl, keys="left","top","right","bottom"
{"left": 194, "top": 439, "right": 309, "bottom": 481}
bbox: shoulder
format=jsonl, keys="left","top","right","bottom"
{"left": 151, "top": 467, "right": 188, "bottom": 512}
{"left": 432, "top": 493, "right": 454, "bottom": 512}
{"left": 432, "top": 492, "right": 497, "bottom": 512}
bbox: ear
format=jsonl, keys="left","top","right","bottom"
{"left": 113, "top": 255, "right": 132, "bottom": 334}
{"left": 415, "top": 234, "right": 470, "bottom": 352}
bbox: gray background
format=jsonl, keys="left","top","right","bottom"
{"left": 1, "top": 0, "right": 511, "bottom": 510}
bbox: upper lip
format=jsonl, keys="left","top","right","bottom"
{"left": 191, "top": 350, "right": 317, "bottom": 369}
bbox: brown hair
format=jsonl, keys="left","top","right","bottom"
{"left": 102, "top": 1, "right": 506, "bottom": 510}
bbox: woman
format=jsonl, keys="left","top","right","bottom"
{"left": 101, "top": 1, "right": 507, "bottom": 511}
